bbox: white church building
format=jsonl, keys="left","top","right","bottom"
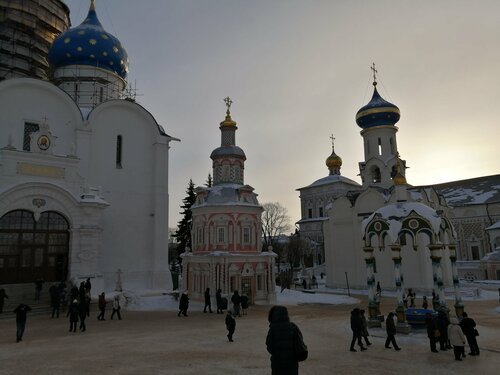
{"left": 0, "top": 1, "right": 177, "bottom": 294}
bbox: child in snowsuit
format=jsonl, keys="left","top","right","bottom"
{"left": 225, "top": 310, "right": 236, "bottom": 342}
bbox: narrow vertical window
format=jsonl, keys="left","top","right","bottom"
{"left": 390, "top": 138, "right": 395, "bottom": 154}
{"left": 23, "top": 122, "right": 39, "bottom": 151}
{"left": 116, "top": 135, "right": 123, "bottom": 168}
{"left": 99, "top": 87, "right": 104, "bottom": 103}
{"left": 319, "top": 207, "right": 324, "bottom": 217}
{"left": 243, "top": 227, "right": 250, "bottom": 244}
{"left": 74, "top": 83, "right": 79, "bottom": 101}
{"left": 378, "top": 137, "right": 382, "bottom": 155}
{"left": 308, "top": 208, "right": 313, "bottom": 219}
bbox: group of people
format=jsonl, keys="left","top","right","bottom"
{"left": 7, "top": 278, "right": 123, "bottom": 342}
{"left": 178, "top": 288, "right": 250, "bottom": 319}
{"left": 349, "top": 308, "right": 400, "bottom": 352}
{"left": 425, "top": 310, "right": 480, "bottom": 360}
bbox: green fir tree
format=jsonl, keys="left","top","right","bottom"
{"left": 174, "top": 179, "right": 196, "bottom": 253}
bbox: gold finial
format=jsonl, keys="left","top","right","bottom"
{"left": 370, "top": 62, "right": 378, "bottom": 87}
{"left": 330, "top": 134, "right": 335, "bottom": 151}
{"left": 90, "top": 0, "right": 96, "bottom": 11}
{"left": 393, "top": 152, "right": 407, "bottom": 185}
{"left": 224, "top": 96, "right": 233, "bottom": 115}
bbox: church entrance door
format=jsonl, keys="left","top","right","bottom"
{"left": 0, "top": 210, "right": 69, "bottom": 284}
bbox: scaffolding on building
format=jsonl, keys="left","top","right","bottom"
{"left": 0, "top": 0, "right": 70, "bottom": 81}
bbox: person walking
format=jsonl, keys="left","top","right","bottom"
{"left": 84, "top": 278, "right": 92, "bottom": 294}
{"left": 178, "top": 291, "right": 189, "bottom": 317}
{"left": 360, "top": 309, "right": 372, "bottom": 346}
{"left": 0, "top": 287, "right": 9, "bottom": 313}
{"left": 203, "top": 288, "right": 213, "bottom": 313}
{"left": 266, "top": 305, "right": 308, "bottom": 375}
{"left": 49, "top": 284, "right": 61, "bottom": 319}
{"left": 97, "top": 292, "right": 107, "bottom": 321}
{"left": 376, "top": 282, "right": 382, "bottom": 297}
{"left": 448, "top": 316, "right": 466, "bottom": 361}
{"left": 349, "top": 308, "right": 367, "bottom": 352}
{"left": 241, "top": 294, "right": 249, "bottom": 316}
{"left": 110, "top": 294, "right": 122, "bottom": 320}
{"left": 78, "top": 299, "right": 87, "bottom": 332}
{"left": 407, "top": 288, "right": 416, "bottom": 307}
{"left": 385, "top": 312, "right": 401, "bottom": 350}
{"left": 231, "top": 290, "right": 241, "bottom": 317}
{"left": 34, "top": 278, "right": 44, "bottom": 301}
{"left": 225, "top": 310, "right": 236, "bottom": 342}
{"left": 425, "top": 313, "right": 439, "bottom": 353}
{"left": 460, "top": 312, "right": 480, "bottom": 356}
{"left": 216, "top": 289, "right": 224, "bottom": 314}
{"left": 13, "top": 303, "right": 31, "bottom": 342}
{"left": 67, "top": 299, "right": 79, "bottom": 333}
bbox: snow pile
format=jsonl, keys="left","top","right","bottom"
{"left": 276, "top": 287, "right": 359, "bottom": 306}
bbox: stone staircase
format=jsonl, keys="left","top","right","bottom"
{"left": 0, "top": 283, "right": 54, "bottom": 320}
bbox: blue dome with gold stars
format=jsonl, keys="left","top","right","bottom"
{"left": 356, "top": 85, "right": 400, "bottom": 129}
{"left": 48, "top": 1, "right": 128, "bottom": 79}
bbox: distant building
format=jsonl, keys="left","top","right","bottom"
{"left": 0, "top": 1, "right": 178, "bottom": 293}
{"left": 181, "top": 100, "right": 276, "bottom": 304}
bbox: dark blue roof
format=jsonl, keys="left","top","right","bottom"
{"left": 48, "top": 4, "right": 128, "bottom": 79}
{"left": 210, "top": 146, "right": 246, "bottom": 160}
{"left": 355, "top": 86, "right": 400, "bottom": 129}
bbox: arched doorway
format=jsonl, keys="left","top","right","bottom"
{"left": 0, "top": 210, "right": 69, "bottom": 284}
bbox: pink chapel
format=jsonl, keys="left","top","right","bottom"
{"left": 180, "top": 98, "right": 277, "bottom": 304}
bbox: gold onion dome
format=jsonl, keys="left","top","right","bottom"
{"left": 393, "top": 172, "right": 407, "bottom": 185}
{"left": 326, "top": 151, "right": 342, "bottom": 169}
{"left": 220, "top": 112, "right": 237, "bottom": 127}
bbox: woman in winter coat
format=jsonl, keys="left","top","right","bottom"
{"left": 266, "top": 305, "right": 307, "bottom": 375}
{"left": 97, "top": 293, "right": 107, "bottom": 320}
{"left": 360, "top": 309, "right": 371, "bottom": 346}
{"left": 349, "top": 308, "right": 366, "bottom": 352}
{"left": 216, "top": 289, "right": 224, "bottom": 314}
{"left": 67, "top": 299, "right": 79, "bottom": 332}
{"left": 448, "top": 316, "right": 466, "bottom": 361}
{"left": 425, "top": 313, "right": 439, "bottom": 353}
{"left": 178, "top": 291, "right": 189, "bottom": 317}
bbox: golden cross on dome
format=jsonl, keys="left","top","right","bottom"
{"left": 90, "top": 0, "right": 96, "bottom": 11}
{"left": 330, "top": 134, "right": 335, "bottom": 150}
{"left": 370, "top": 62, "right": 378, "bottom": 86}
{"left": 224, "top": 96, "right": 233, "bottom": 114}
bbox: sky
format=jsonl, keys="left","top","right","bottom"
{"left": 64, "top": 0, "right": 500, "bottom": 228}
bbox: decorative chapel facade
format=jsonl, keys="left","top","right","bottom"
{"left": 181, "top": 99, "right": 276, "bottom": 304}
{"left": 0, "top": 1, "right": 177, "bottom": 294}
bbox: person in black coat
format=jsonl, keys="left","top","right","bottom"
{"left": 13, "top": 303, "right": 31, "bottom": 342}
{"left": 266, "top": 305, "right": 307, "bottom": 375}
{"left": 231, "top": 291, "right": 241, "bottom": 317}
{"left": 425, "top": 313, "right": 439, "bottom": 353}
{"left": 0, "top": 288, "right": 9, "bottom": 313}
{"left": 349, "top": 308, "right": 366, "bottom": 352}
{"left": 178, "top": 292, "right": 189, "bottom": 317}
{"left": 216, "top": 289, "right": 224, "bottom": 314}
{"left": 225, "top": 310, "right": 236, "bottom": 342}
{"left": 437, "top": 310, "right": 451, "bottom": 350}
{"left": 241, "top": 294, "right": 249, "bottom": 316}
{"left": 460, "top": 312, "right": 480, "bottom": 356}
{"left": 67, "top": 299, "right": 79, "bottom": 332}
{"left": 78, "top": 300, "right": 87, "bottom": 331}
{"left": 385, "top": 312, "right": 401, "bottom": 350}
{"left": 49, "top": 284, "right": 61, "bottom": 319}
{"left": 203, "top": 288, "right": 212, "bottom": 313}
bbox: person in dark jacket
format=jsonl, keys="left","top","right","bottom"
{"left": 110, "top": 294, "right": 122, "bottom": 320}
{"left": 178, "top": 291, "right": 189, "bottom": 317}
{"left": 385, "top": 312, "right": 401, "bottom": 350}
{"left": 425, "top": 313, "right": 439, "bottom": 353}
{"left": 203, "top": 288, "right": 212, "bottom": 313}
{"left": 460, "top": 312, "right": 480, "bottom": 356}
{"left": 266, "top": 305, "right": 307, "bottom": 375}
{"left": 67, "top": 299, "right": 79, "bottom": 332}
{"left": 437, "top": 310, "right": 451, "bottom": 350}
{"left": 216, "top": 289, "right": 224, "bottom": 314}
{"left": 49, "top": 284, "right": 61, "bottom": 319}
{"left": 225, "top": 310, "right": 236, "bottom": 342}
{"left": 97, "top": 292, "right": 107, "bottom": 320}
{"left": 34, "top": 278, "right": 44, "bottom": 301}
{"left": 360, "top": 309, "right": 371, "bottom": 346}
{"left": 231, "top": 291, "right": 241, "bottom": 317}
{"left": 13, "top": 303, "right": 31, "bottom": 342}
{"left": 84, "top": 278, "right": 92, "bottom": 294}
{"left": 349, "top": 308, "right": 366, "bottom": 352}
{"left": 78, "top": 299, "right": 87, "bottom": 332}
{"left": 241, "top": 294, "right": 249, "bottom": 316}
{"left": 0, "top": 288, "right": 9, "bottom": 313}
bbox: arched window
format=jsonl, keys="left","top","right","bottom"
{"left": 0, "top": 210, "right": 69, "bottom": 284}
{"left": 371, "top": 167, "right": 381, "bottom": 183}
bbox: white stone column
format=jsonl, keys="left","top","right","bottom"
{"left": 391, "top": 245, "right": 410, "bottom": 332}
{"left": 363, "top": 247, "right": 380, "bottom": 327}
{"left": 449, "top": 245, "right": 464, "bottom": 316}
{"left": 429, "top": 245, "right": 446, "bottom": 309}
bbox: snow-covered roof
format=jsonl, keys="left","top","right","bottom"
{"left": 486, "top": 221, "right": 500, "bottom": 231}
{"left": 482, "top": 250, "right": 500, "bottom": 262}
{"left": 361, "top": 201, "right": 443, "bottom": 241}
{"left": 427, "top": 174, "right": 500, "bottom": 206}
{"left": 297, "top": 174, "right": 361, "bottom": 190}
{"left": 192, "top": 184, "right": 261, "bottom": 208}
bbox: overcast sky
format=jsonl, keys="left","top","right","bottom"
{"left": 64, "top": 0, "right": 500, "bottom": 228}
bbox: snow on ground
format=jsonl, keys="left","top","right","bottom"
{"left": 275, "top": 287, "right": 359, "bottom": 306}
